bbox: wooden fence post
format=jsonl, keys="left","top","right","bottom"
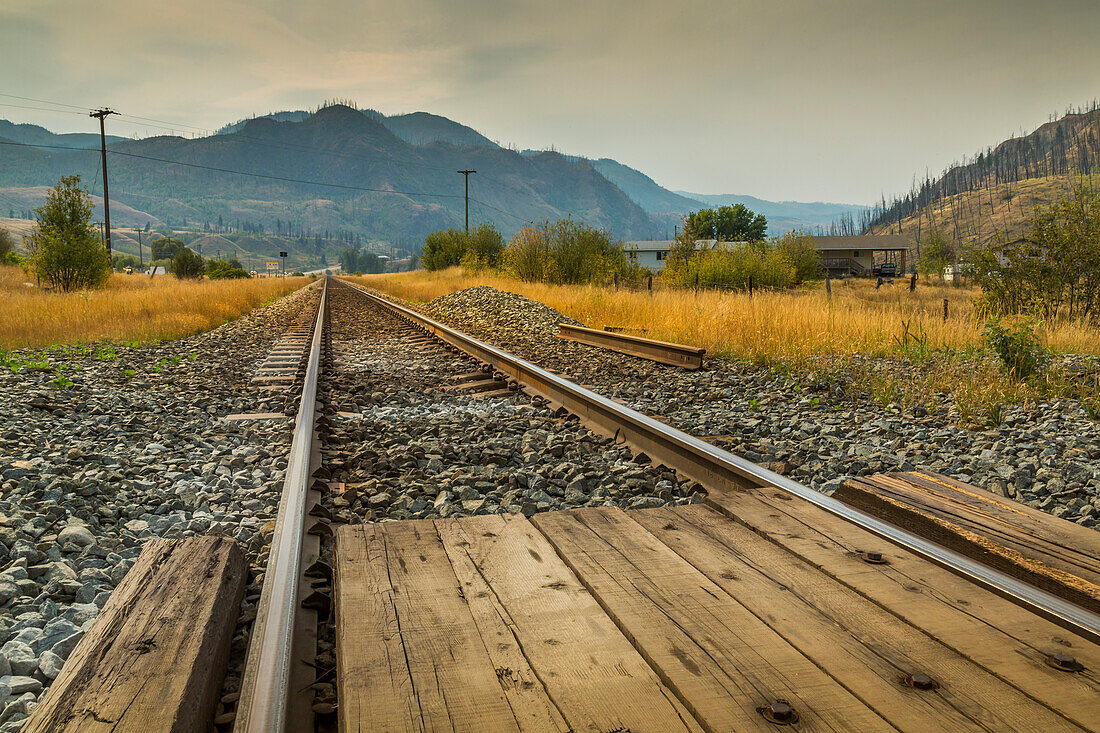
{"left": 748, "top": 276, "right": 754, "bottom": 297}
{"left": 943, "top": 298, "right": 949, "bottom": 321}
{"left": 825, "top": 274, "right": 831, "bottom": 297}
{"left": 614, "top": 273, "right": 618, "bottom": 290}
{"left": 647, "top": 275, "right": 652, "bottom": 292}
{"left": 909, "top": 272, "right": 917, "bottom": 292}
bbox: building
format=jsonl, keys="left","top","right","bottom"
{"left": 623, "top": 240, "right": 674, "bottom": 271}
{"left": 807, "top": 235, "right": 911, "bottom": 277}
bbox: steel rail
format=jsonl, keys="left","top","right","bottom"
{"left": 236, "top": 277, "right": 328, "bottom": 733}
{"left": 558, "top": 323, "right": 706, "bottom": 369}
{"left": 341, "top": 279, "right": 1100, "bottom": 644}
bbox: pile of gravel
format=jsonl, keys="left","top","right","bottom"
{"left": 0, "top": 284, "right": 319, "bottom": 730}
{"left": 424, "top": 286, "right": 580, "bottom": 338}
{"left": 404, "top": 285, "right": 1100, "bottom": 531}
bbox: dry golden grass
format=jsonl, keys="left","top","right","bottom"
{"left": 349, "top": 268, "right": 1100, "bottom": 421}
{"left": 348, "top": 268, "right": 1100, "bottom": 359}
{"left": 0, "top": 266, "right": 311, "bottom": 350}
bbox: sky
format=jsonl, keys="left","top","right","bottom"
{"left": 1, "top": 0, "right": 1098, "bottom": 204}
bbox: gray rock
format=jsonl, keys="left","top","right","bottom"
{"left": 37, "top": 651, "right": 64, "bottom": 680}
{"left": 56, "top": 525, "right": 96, "bottom": 548}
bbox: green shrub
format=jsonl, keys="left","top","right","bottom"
{"left": 172, "top": 248, "right": 204, "bottom": 279}
{"left": 983, "top": 317, "right": 1048, "bottom": 379}
{"left": 422, "top": 228, "right": 469, "bottom": 270}
{"left": 504, "top": 219, "right": 635, "bottom": 284}
{"left": 206, "top": 259, "right": 250, "bottom": 279}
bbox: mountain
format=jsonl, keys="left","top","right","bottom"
{"left": 217, "top": 108, "right": 498, "bottom": 148}
{"left": 864, "top": 105, "right": 1100, "bottom": 250}
{"left": 0, "top": 120, "right": 124, "bottom": 150}
{"left": 0, "top": 105, "right": 660, "bottom": 253}
{"left": 382, "top": 112, "right": 498, "bottom": 148}
{"left": 587, "top": 158, "right": 704, "bottom": 213}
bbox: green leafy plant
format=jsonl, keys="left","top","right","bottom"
{"left": 984, "top": 318, "right": 1048, "bottom": 379}
{"left": 123, "top": 368, "right": 135, "bottom": 378}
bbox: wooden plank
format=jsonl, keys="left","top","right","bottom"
{"left": 335, "top": 521, "right": 521, "bottom": 733}
{"left": 635, "top": 504, "right": 1082, "bottom": 731}
{"left": 705, "top": 488, "right": 1100, "bottom": 727}
{"left": 835, "top": 471, "right": 1100, "bottom": 613}
{"left": 436, "top": 513, "right": 702, "bottom": 733}
{"left": 532, "top": 507, "right": 892, "bottom": 732}
{"left": 24, "top": 537, "right": 246, "bottom": 733}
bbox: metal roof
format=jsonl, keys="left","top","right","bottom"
{"left": 807, "top": 235, "right": 911, "bottom": 251}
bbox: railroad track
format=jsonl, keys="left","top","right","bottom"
{"left": 25, "top": 275, "right": 1100, "bottom": 731}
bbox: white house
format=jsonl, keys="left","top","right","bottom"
{"left": 623, "top": 240, "right": 674, "bottom": 271}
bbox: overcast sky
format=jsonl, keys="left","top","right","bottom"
{"left": 2, "top": 0, "right": 1098, "bottom": 203}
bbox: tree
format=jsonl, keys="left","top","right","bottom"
{"left": 24, "top": 176, "right": 111, "bottom": 291}
{"left": 685, "top": 205, "right": 768, "bottom": 243}
{"left": 0, "top": 228, "right": 14, "bottom": 262}
{"left": 918, "top": 231, "right": 956, "bottom": 278}
{"left": 151, "top": 236, "right": 186, "bottom": 261}
{"left": 172, "top": 247, "right": 204, "bottom": 279}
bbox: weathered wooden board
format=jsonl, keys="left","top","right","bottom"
{"left": 23, "top": 536, "right": 247, "bottom": 733}
{"left": 436, "top": 514, "right": 702, "bottom": 732}
{"left": 635, "top": 504, "right": 1081, "bottom": 731}
{"left": 835, "top": 471, "right": 1100, "bottom": 613}
{"left": 335, "top": 522, "right": 524, "bottom": 733}
{"left": 704, "top": 488, "right": 1100, "bottom": 728}
{"left": 533, "top": 507, "right": 893, "bottom": 732}
{"left": 336, "top": 518, "right": 701, "bottom": 732}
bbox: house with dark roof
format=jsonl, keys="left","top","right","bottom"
{"left": 807, "top": 235, "right": 911, "bottom": 276}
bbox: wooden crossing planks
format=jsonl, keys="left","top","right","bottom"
{"left": 835, "top": 470, "right": 1100, "bottom": 613}
{"left": 337, "top": 501, "right": 1100, "bottom": 732}
{"left": 704, "top": 487, "right": 1100, "bottom": 728}
{"left": 335, "top": 519, "right": 701, "bottom": 733}
{"left": 533, "top": 507, "right": 892, "bottom": 731}
{"left": 633, "top": 504, "right": 1082, "bottom": 731}
{"left": 24, "top": 537, "right": 246, "bottom": 733}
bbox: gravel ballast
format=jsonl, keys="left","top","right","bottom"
{"left": 414, "top": 285, "right": 1100, "bottom": 529}
{"left": 0, "top": 283, "right": 321, "bottom": 730}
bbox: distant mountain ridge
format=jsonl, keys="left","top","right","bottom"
{"left": 0, "top": 101, "right": 869, "bottom": 258}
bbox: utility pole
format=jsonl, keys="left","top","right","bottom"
{"left": 136, "top": 228, "right": 143, "bottom": 267}
{"left": 457, "top": 169, "right": 476, "bottom": 233}
{"left": 89, "top": 109, "right": 118, "bottom": 252}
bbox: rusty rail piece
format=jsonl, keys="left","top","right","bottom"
{"left": 235, "top": 277, "right": 328, "bottom": 733}
{"left": 558, "top": 323, "right": 706, "bottom": 370}
{"left": 341, "top": 279, "right": 1100, "bottom": 644}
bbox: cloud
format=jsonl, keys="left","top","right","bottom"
{"left": 2, "top": 0, "right": 1099, "bottom": 200}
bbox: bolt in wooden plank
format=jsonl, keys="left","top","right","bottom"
{"left": 24, "top": 536, "right": 246, "bottom": 733}
{"left": 705, "top": 487, "right": 1100, "bottom": 728}
{"left": 635, "top": 504, "right": 1082, "bottom": 731}
{"left": 435, "top": 513, "right": 703, "bottom": 733}
{"left": 835, "top": 471, "right": 1100, "bottom": 613}
{"left": 532, "top": 507, "right": 892, "bottom": 732}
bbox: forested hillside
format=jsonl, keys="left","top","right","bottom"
{"left": 862, "top": 105, "right": 1100, "bottom": 250}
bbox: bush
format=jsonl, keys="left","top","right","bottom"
{"left": 460, "top": 224, "right": 505, "bottom": 272}
{"left": 422, "top": 228, "right": 468, "bottom": 270}
{"left": 111, "top": 253, "right": 140, "bottom": 272}
{"left": 172, "top": 248, "right": 204, "bottom": 279}
{"left": 663, "top": 237, "right": 803, "bottom": 290}
{"left": 24, "top": 176, "right": 111, "bottom": 291}
{"left": 0, "top": 229, "right": 14, "bottom": 261}
{"left": 774, "top": 231, "right": 824, "bottom": 283}
{"left": 503, "top": 219, "right": 635, "bottom": 284}
{"left": 206, "top": 259, "right": 250, "bottom": 279}
{"left": 984, "top": 318, "right": 1048, "bottom": 379}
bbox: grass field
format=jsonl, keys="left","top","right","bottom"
{"left": 0, "top": 266, "right": 310, "bottom": 350}
{"left": 349, "top": 268, "right": 1100, "bottom": 422}
{"left": 348, "top": 268, "right": 1100, "bottom": 358}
